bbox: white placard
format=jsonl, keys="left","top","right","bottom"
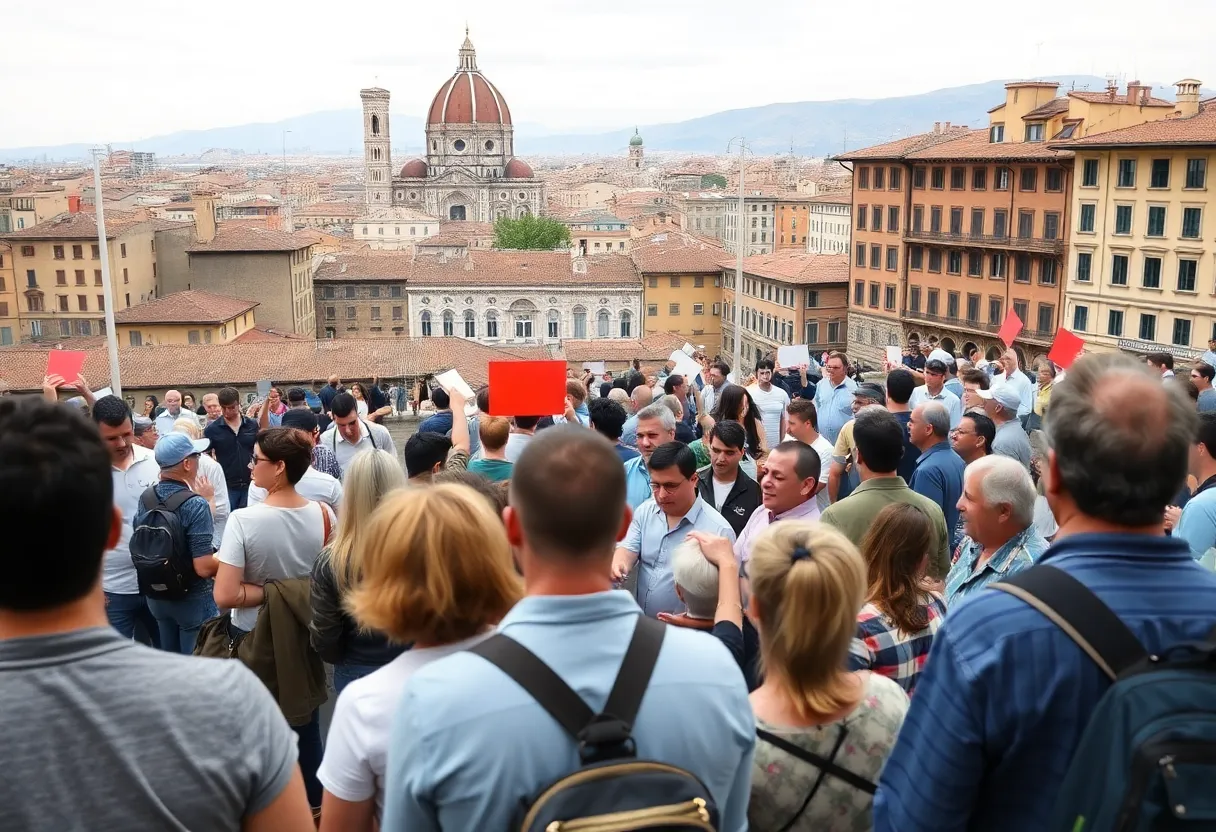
{"left": 93, "top": 386, "right": 113, "bottom": 399}
{"left": 435, "top": 369, "right": 475, "bottom": 401}
{"left": 777, "top": 344, "right": 811, "bottom": 369}
{"left": 885, "top": 346, "right": 902, "bottom": 367}
{"left": 582, "top": 361, "right": 606, "bottom": 374}
{"left": 669, "top": 350, "right": 702, "bottom": 383}
{"left": 681, "top": 342, "right": 696, "bottom": 356}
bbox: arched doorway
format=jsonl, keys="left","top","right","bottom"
{"left": 962, "top": 341, "right": 978, "bottom": 360}
{"left": 939, "top": 337, "right": 957, "bottom": 357}
{"left": 906, "top": 331, "right": 921, "bottom": 347}
{"left": 449, "top": 205, "right": 467, "bottom": 220}
{"left": 985, "top": 345, "right": 1002, "bottom": 361}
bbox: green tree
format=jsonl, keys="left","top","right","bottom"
{"left": 701, "top": 173, "right": 727, "bottom": 189}
{"left": 493, "top": 215, "right": 572, "bottom": 250}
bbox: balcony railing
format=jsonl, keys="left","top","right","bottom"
{"left": 904, "top": 229, "right": 1066, "bottom": 256}
{"left": 903, "top": 311, "right": 1056, "bottom": 343}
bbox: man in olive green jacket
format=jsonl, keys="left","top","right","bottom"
{"left": 820, "top": 405, "right": 951, "bottom": 580}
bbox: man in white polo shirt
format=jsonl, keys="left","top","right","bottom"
{"left": 318, "top": 392, "right": 396, "bottom": 478}
{"left": 91, "top": 396, "right": 161, "bottom": 645}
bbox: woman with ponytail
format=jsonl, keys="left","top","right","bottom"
{"left": 849, "top": 503, "right": 948, "bottom": 695}
{"left": 746, "top": 521, "right": 908, "bottom": 832}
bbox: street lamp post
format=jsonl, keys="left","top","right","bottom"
{"left": 726, "top": 137, "right": 748, "bottom": 380}
{"left": 91, "top": 148, "right": 122, "bottom": 396}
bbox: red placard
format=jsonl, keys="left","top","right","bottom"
{"left": 997, "top": 310, "right": 1024, "bottom": 348}
{"left": 45, "top": 349, "right": 86, "bottom": 383}
{"left": 1047, "top": 328, "right": 1086, "bottom": 370}
{"left": 487, "top": 361, "right": 568, "bottom": 417}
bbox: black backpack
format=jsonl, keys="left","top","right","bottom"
{"left": 469, "top": 615, "right": 720, "bottom": 832}
{"left": 128, "top": 487, "right": 198, "bottom": 601}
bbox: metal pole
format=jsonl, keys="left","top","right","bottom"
{"left": 92, "top": 149, "right": 121, "bottom": 396}
{"left": 731, "top": 138, "right": 745, "bottom": 381}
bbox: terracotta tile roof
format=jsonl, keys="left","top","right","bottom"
{"left": 437, "top": 220, "right": 494, "bottom": 236}
{"left": 231, "top": 327, "right": 312, "bottom": 343}
{"left": 1055, "top": 101, "right": 1216, "bottom": 147}
{"left": 834, "top": 128, "right": 971, "bottom": 161}
{"left": 415, "top": 234, "right": 472, "bottom": 246}
{"left": 0, "top": 211, "right": 142, "bottom": 240}
{"left": 1023, "top": 98, "right": 1071, "bottom": 119}
{"left": 0, "top": 338, "right": 538, "bottom": 392}
{"left": 903, "top": 129, "right": 1070, "bottom": 161}
{"left": 630, "top": 231, "right": 726, "bottom": 274}
{"left": 410, "top": 250, "right": 640, "bottom": 287}
{"left": 1068, "top": 90, "right": 1174, "bottom": 107}
{"left": 720, "top": 251, "right": 850, "bottom": 285}
{"left": 293, "top": 202, "right": 360, "bottom": 217}
{"left": 314, "top": 253, "right": 412, "bottom": 282}
{"left": 113, "top": 290, "right": 258, "bottom": 325}
{"left": 559, "top": 332, "right": 690, "bottom": 363}
{"left": 185, "top": 225, "right": 313, "bottom": 253}
{"left": 807, "top": 191, "right": 853, "bottom": 205}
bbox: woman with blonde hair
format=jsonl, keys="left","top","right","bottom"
{"left": 747, "top": 521, "right": 908, "bottom": 832}
{"left": 310, "top": 449, "right": 407, "bottom": 694}
{"left": 849, "top": 503, "right": 947, "bottom": 695}
{"left": 316, "top": 483, "right": 521, "bottom": 832}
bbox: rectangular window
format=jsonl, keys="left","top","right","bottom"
{"left": 989, "top": 296, "right": 1003, "bottom": 325}
{"left": 694, "top": 276, "right": 705, "bottom": 288}
{"left": 1073, "top": 305, "right": 1089, "bottom": 332}
{"left": 856, "top": 205, "right": 867, "bottom": 230}
{"left": 77, "top": 295, "right": 87, "bottom": 312}
{"left": 668, "top": 303, "right": 680, "bottom": 315}
{"left": 26, "top": 269, "right": 36, "bottom": 288}
{"left": 869, "top": 283, "right": 880, "bottom": 308}
{"left": 1114, "top": 205, "right": 1133, "bottom": 235}
{"left": 913, "top": 167, "right": 926, "bottom": 189}
{"left": 889, "top": 167, "right": 902, "bottom": 189}
{"left": 1182, "top": 207, "right": 1203, "bottom": 239}
{"left": 1079, "top": 203, "right": 1096, "bottom": 233}
{"left": 1117, "top": 159, "right": 1136, "bottom": 188}
{"left": 120, "top": 243, "right": 127, "bottom": 258}
{"left": 90, "top": 244, "right": 99, "bottom": 259}
{"left": 1018, "top": 210, "right": 1034, "bottom": 239}
{"left": 93, "top": 270, "right": 101, "bottom": 286}
{"left": 52, "top": 245, "right": 64, "bottom": 260}
{"left": 1040, "top": 258, "right": 1058, "bottom": 286}
{"left": 1173, "top": 318, "right": 1192, "bottom": 347}
{"left": 1150, "top": 159, "right": 1170, "bottom": 188}
{"left": 1014, "top": 254, "right": 1031, "bottom": 283}
{"left": 993, "top": 209, "right": 1008, "bottom": 238}
{"left": 931, "top": 167, "right": 945, "bottom": 189}
{"left": 1037, "top": 304, "right": 1054, "bottom": 334}
{"left": 946, "top": 291, "right": 960, "bottom": 319}
{"left": 71, "top": 244, "right": 83, "bottom": 260}
{"left": 928, "top": 249, "right": 942, "bottom": 272}
{"left": 1147, "top": 206, "right": 1166, "bottom": 237}
{"left": 884, "top": 284, "right": 896, "bottom": 310}
{"left": 887, "top": 205, "right": 899, "bottom": 232}
{"left": 947, "top": 250, "right": 963, "bottom": 274}
{"left": 805, "top": 321, "right": 819, "bottom": 344}
{"left": 910, "top": 286, "right": 921, "bottom": 313}
{"left": 1043, "top": 212, "right": 1060, "bottom": 240}
{"left": 950, "top": 167, "right": 966, "bottom": 190}
{"left": 930, "top": 206, "right": 942, "bottom": 233}
{"left": 1108, "top": 309, "right": 1124, "bottom": 336}
{"left": 1139, "top": 313, "right": 1156, "bottom": 342}
{"left": 187, "top": 330, "right": 200, "bottom": 345}
{"left": 1082, "top": 159, "right": 1100, "bottom": 187}
{"left": 858, "top": 167, "right": 869, "bottom": 189}
{"left": 871, "top": 206, "right": 882, "bottom": 230}
{"left": 805, "top": 290, "right": 819, "bottom": 308}
{"left": 1046, "top": 168, "right": 1063, "bottom": 192}
{"left": 950, "top": 207, "right": 963, "bottom": 235}
{"left": 344, "top": 286, "right": 355, "bottom": 299}
{"left": 990, "top": 124, "right": 1005, "bottom": 143}
{"left": 855, "top": 243, "right": 866, "bottom": 267}
{"left": 345, "top": 306, "right": 356, "bottom": 319}
{"left": 55, "top": 270, "right": 66, "bottom": 286}
{"left": 853, "top": 280, "right": 865, "bottom": 306}
{"left": 392, "top": 306, "right": 403, "bottom": 320}
{"left": 325, "top": 306, "right": 335, "bottom": 320}
{"left": 647, "top": 304, "right": 658, "bottom": 316}
{"left": 370, "top": 306, "right": 381, "bottom": 320}
{"left": 1025, "top": 123, "right": 1045, "bottom": 142}
{"left": 1178, "top": 259, "right": 1198, "bottom": 292}
{"left": 20, "top": 246, "right": 34, "bottom": 257}
{"left": 926, "top": 289, "right": 939, "bottom": 316}
{"left": 909, "top": 246, "right": 923, "bottom": 270}
{"left": 669, "top": 276, "right": 681, "bottom": 288}
{"left": 128, "top": 331, "right": 142, "bottom": 347}
{"left": 972, "top": 167, "right": 987, "bottom": 190}
{"left": 693, "top": 303, "right": 704, "bottom": 315}
{"left": 966, "top": 293, "right": 980, "bottom": 322}
{"left": 970, "top": 208, "right": 984, "bottom": 236}
{"left": 74, "top": 269, "right": 85, "bottom": 286}
{"left": 912, "top": 205, "right": 924, "bottom": 232}
{"left": 1111, "top": 254, "right": 1129, "bottom": 285}
{"left": 1185, "top": 158, "right": 1207, "bottom": 189}
{"left": 968, "top": 251, "right": 983, "bottom": 277}
{"left": 1076, "top": 251, "right": 1092, "bottom": 282}
{"left": 870, "top": 243, "right": 881, "bottom": 269}
{"left": 1020, "top": 168, "right": 1037, "bottom": 191}
{"left": 886, "top": 246, "right": 898, "bottom": 271}
{"left": 712, "top": 303, "right": 721, "bottom": 315}
{"left": 991, "top": 253, "right": 1007, "bottom": 279}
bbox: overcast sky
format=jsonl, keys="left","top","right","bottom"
{"left": 5, "top": 0, "right": 1214, "bottom": 148}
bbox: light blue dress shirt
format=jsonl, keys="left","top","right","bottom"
{"left": 993, "top": 370, "right": 1034, "bottom": 418}
{"left": 621, "top": 413, "right": 639, "bottom": 448}
{"left": 380, "top": 591, "right": 755, "bottom": 832}
{"left": 908, "top": 385, "right": 963, "bottom": 429}
{"left": 623, "top": 455, "right": 651, "bottom": 510}
{"left": 622, "top": 496, "right": 736, "bottom": 617}
{"left": 1176, "top": 481, "right": 1216, "bottom": 561}
{"left": 814, "top": 376, "right": 857, "bottom": 445}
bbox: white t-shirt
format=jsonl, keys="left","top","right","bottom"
{"left": 810, "top": 434, "right": 834, "bottom": 512}
{"left": 505, "top": 432, "right": 534, "bottom": 463}
{"left": 317, "top": 632, "right": 493, "bottom": 815}
{"left": 217, "top": 501, "right": 336, "bottom": 631}
{"left": 248, "top": 467, "right": 343, "bottom": 509}
{"left": 747, "top": 384, "right": 790, "bottom": 451}
{"left": 106, "top": 446, "right": 161, "bottom": 595}
{"left": 355, "top": 399, "right": 369, "bottom": 418}
{"left": 197, "top": 452, "right": 230, "bottom": 550}
{"left": 711, "top": 476, "right": 733, "bottom": 511}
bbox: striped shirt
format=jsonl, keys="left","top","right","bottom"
{"left": 848, "top": 594, "right": 947, "bottom": 694}
{"left": 873, "top": 533, "right": 1216, "bottom": 832}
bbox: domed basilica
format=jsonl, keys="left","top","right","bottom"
{"left": 360, "top": 31, "right": 545, "bottom": 221}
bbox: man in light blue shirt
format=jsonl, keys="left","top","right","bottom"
{"left": 908, "top": 359, "right": 963, "bottom": 429}
{"left": 1190, "top": 363, "right": 1216, "bottom": 413}
{"left": 991, "top": 349, "right": 1034, "bottom": 419}
{"left": 380, "top": 426, "right": 755, "bottom": 832}
{"left": 613, "top": 442, "right": 736, "bottom": 616}
{"left": 623, "top": 402, "right": 676, "bottom": 509}
{"left": 1176, "top": 412, "right": 1216, "bottom": 563}
{"left": 1200, "top": 337, "right": 1216, "bottom": 371}
{"left": 814, "top": 351, "right": 857, "bottom": 444}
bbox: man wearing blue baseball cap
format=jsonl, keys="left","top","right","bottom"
{"left": 132, "top": 433, "right": 220, "bottom": 654}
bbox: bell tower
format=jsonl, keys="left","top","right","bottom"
{"left": 361, "top": 87, "right": 392, "bottom": 206}
{"left": 628, "top": 128, "right": 644, "bottom": 170}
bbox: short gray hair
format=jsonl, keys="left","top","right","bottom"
{"left": 920, "top": 402, "right": 950, "bottom": 438}
{"left": 672, "top": 539, "right": 718, "bottom": 618}
{"left": 1044, "top": 353, "right": 1194, "bottom": 526}
{"left": 966, "top": 455, "right": 1035, "bottom": 527}
{"left": 636, "top": 401, "right": 676, "bottom": 432}
{"left": 661, "top": 394, "right": 684, "bottom": 420}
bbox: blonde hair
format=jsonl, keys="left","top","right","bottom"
{"left": 748, "top": 520, "right": 866, "bottom": 719}
{"left": 173, "top": 418, "right": 202, "bottom": 440}
{"left": 346, "top": 483, "right": 522, "bottom": 644}
{"left": 478, "top": 415, "right": 512, "bottom": 452}
{"left": 325, "top": 449, "right": 406, "bottom": 594}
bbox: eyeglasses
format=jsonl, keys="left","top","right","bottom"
{"left": 649, "top": 481, "right": 687, "bottom": 494}
{"left": 950, "top": 429, "right": 975, "bottom": 437}
{"left": 248, "top": 454, "right": 272, "bottom": 469}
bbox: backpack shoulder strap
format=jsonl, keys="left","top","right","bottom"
{"left": 755, "top": 727, "right": 876, "bottom": 795}
{"left": 600, "top": 615, "right": 666, "bottom": 728}
{"left": 992, "top": 564, "right": 1148, "bottom": 681}
{"left": 163, "top": 489, "right": 195, "bottom": 512}
{"left": 138, "top": 486, "right": 161, "bottom": 512}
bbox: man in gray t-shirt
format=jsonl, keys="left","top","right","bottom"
{"left": 981, "top": 385, "right": 1033, "bottom": 470}
{"left": 0, "top": 395, "right": 313, "bottom": 832}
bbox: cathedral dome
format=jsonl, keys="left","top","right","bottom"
{"left": 399, "top": 159, "right": 428, "bottom": 178}
{"left": 503, "top": 158, "right": 534, "bottom": 179}
{"left": 630, "top": 128, "right": 644, "bottom": 147}
{"left": 427, "top": 33, "right": 512, "bottom": 126}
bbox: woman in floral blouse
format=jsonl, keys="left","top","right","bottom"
{"left": 747, "top": 521, "right": 909, "bottom": 832}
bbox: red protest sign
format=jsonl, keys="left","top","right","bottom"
{"left": 997, "top": 310, "right": 1024, "bottom": 348}
{"left": 487, "top": 361, "right": 567, "bottom": 417}
{"left": 1047, "top": 328, "right": 1086, "bottom": 370}
{"left": 45, "top": 349, "right": 86, "bottom": 383}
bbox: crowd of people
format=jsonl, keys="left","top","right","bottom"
{"left": 5, "top": 340, "right": 1216, "bottom": 831}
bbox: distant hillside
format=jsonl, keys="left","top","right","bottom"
{"left": 3, "top": 76, "right": 1204, "bottom": 162}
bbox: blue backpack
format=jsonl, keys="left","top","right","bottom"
{"left": 995, "top": 565, "right": 1216, "bottom": 832}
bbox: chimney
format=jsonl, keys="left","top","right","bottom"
{"left": 1126, "top": 80, "right": 1145, "bottom": 105}
{"left": 67, "top": 195, "right": 81, "bottom": 213}
{"left": 192, "top": 191, "right": 216, "bottom": 244}
{"left": 1106, "top": 78, "right": 1118, "bottom": 101}
{"left": 944, "top": 121, "right": 952, "bottom": 130}
{"left": 1175, "top": 78, "right": 1202, "bottom": 118}
{"left": 933, "top": 122, "right": 941, "bottom": 133}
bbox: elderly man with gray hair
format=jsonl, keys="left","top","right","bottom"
{"left": 908, "top": 401, "right": 967, "bottom": 551}
{"left": 622, "top": 401, "right": 676, "bottom": 510}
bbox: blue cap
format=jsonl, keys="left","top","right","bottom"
{"left": 154, "top": 433, "right": 210, "bottom": 469}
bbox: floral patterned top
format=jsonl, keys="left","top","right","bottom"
{"left": 748, "top": 673, "right": 909, "bottom": 832}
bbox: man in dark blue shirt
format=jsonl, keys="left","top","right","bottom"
{"left": 884, "top": 368, "right": 920, "bottom": 483}
{"left": 202, "top": 387, "right": 258, "bottom": 510}
{"left": 418, "top": 387, "right": 454, "bottom": 435}
{"left": 876, "top": 353, "right": 1216, "bottom": 832}
{"left": 907, "top": 401, "right": 966, "bottom": 552}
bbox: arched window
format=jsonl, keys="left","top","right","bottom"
{"left": 597, "top": 310, "right": 610, "bottom": 338}
{"left": 442, "top": 310, "right": 454, "bottom": 337}
{"left": 619, "top": 310, "right": 632, "bottom": 338}
{"left": 510, "top": 299, "right": 536, "bottom": 339}
{"left": 572, "top": 306, "right": 587, "bottom": 339}
{"left": 371, "top": 114, "right": 380, "bottom": 136}
{"left": 463, "top": 309, "right": 475, "bottom": 338}
{"left": 547, "top": 309, "right": 560, "bottom": 339}
{"left": 420, "top": 310, "right": 432, "bottom": 337}
{"left": 486, "top": 310, "right": 499, "bottom": 339}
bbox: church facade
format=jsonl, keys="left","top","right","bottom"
{"left": 360, "top": 33, "right": 545, "bottom": 222}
